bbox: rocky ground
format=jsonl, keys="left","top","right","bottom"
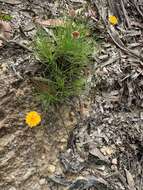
{"left": 0, "top": 0, "right": 143, "bottom": 190}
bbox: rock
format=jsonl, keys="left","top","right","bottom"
{"left": 48, "top": 164, "right": 56, "bottom": 173}
{"left": 39, "top": 178, "right": 47, "bottom": 185}
{"left": 9, "top": 187, "right": 16, "bottom": 190}
{"left": 97, "top": 165, "right": 106, "bottom": 171}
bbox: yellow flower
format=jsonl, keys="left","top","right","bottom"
{"left": 25, "top": 111, "right": 41, "bottom": 128}
{"left": 108, "top": 15, "right": 118, "bottom": 25}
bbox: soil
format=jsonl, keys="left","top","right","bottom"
{"left": 0, "top": 0, "right": 142, "bottom": 190}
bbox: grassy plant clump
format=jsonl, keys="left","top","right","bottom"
{"left": 0, "top": 13, "right": 12, "bottom": 21}
{"left": 34, "top": 20, "right": 92, "bottom": 105}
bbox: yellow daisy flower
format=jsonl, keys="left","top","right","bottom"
{"left": 25, "top": 111, "right": 41, "bottom": 128}
{"left": 108, "top": 15, "right": 118, "bottom": 25}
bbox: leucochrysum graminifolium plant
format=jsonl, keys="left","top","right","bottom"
{"left": 26, "top": 111, "right": 41, "bottom": 128}
{"left": 108, "top": 15, "right": 118, "bottom": 25}
{"left": 34, "top": 20, "right": 93, "bottom": 105}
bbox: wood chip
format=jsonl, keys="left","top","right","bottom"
{"left": 0, "top": 0, "right": 21, "bottom": 5}
{"left": 35, "top": 18, "right": 65, "bottom": 27}
{"left": 0, "top": 21, "right": 12, "bottom": 47}
{"left": 100, "top": 146, "right": 115, "bottom": 155}
{"left": 0, "top": 21, "right": 12, "bottom": 39}
{"left": 140, "top": 112, "right": 143, "bottom": 120}
{"left": 89, "top": 143, "right": 110, "bottom": 164}
{"left": 125, "top": 169, "right": 136, "bottom": 190}
{"left": 71, "top": 0, "right": 86, "bottom": 3}
{"left": 0, "top": 39, "right": 3, "bottom": 47}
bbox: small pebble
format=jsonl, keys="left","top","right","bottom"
{"left": 112, "top": 158, "right": 117, "bottom": 165}
{"left": 69, "top": 111, "right": 75, "bottom": 117}
{"left": 60, "top": 144, "right": 65, "bottom": 151}
{"left": 60, "top": 138, "right": 67, "bottom": 143}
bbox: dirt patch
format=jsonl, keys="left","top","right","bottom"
{"left": 0, "top": 0, "right": 143, "bottom": 190}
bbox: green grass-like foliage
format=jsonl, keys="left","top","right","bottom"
{"left": 0, "top": 13, "right": 12, "bottom": 21}
{"left": 34, "top": 20, "right": 92, "bottom": 105}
